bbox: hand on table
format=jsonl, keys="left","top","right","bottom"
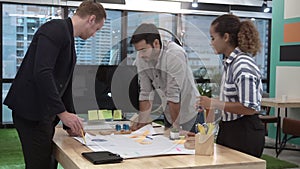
{"left": 130, "top": 122, "right": 150, "bottom": 131}
{"left": 66, "top": 129, "right": 82, "bottom": 137}
{"left": 57, "top": 111, "right": 84, "bottom": 136}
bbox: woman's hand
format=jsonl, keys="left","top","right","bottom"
{"left": 197, "top": 96, "right": 212, "bottom": 110}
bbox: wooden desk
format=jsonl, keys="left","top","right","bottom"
{"left": 261, "top": 98, "right": 300, "bottom": 111}
{"left": 53, "top": 127, "right": 266, "bottom": 169}
{"left": 261, "top": 98, "right": 300, "bottom": 156}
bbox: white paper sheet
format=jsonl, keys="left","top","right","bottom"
{"left": 74, "top": 125, "right": 195, "bottom": 159}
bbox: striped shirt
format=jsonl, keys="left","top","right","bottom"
{"left": 220, "top": 47, "right": 263, "bottom": 121}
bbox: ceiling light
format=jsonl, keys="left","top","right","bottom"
{"left": 263, "top": 1, "right": 270, "bottom": 13}
{"left": 192, "top": 0, "right": 198, "bottom": 8}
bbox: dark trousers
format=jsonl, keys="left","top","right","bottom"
{"left": 216, "top": 115, "right": 265, "bottom": 158}
{"left": 13, "top": 113, "right": 59, "bottom": 169}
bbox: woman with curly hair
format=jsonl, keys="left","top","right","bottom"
{"left": 197, "top": 14, "right": 265, "bottom": 157}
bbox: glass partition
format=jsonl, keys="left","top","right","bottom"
{"left": 0, "top": 2, "right": 271, "bottom": 126}
{"left": 1, "top": 3, "right": 62, "bottom": 124}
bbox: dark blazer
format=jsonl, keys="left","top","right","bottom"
{"left": 4, "top": 18, "right": 76, "bottom": 121}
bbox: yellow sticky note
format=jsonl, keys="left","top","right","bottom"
{"left": 98, "top": 110, "right": 106, "bottom": 120}
{"left": 88, "top": 110, "right": 99, "bottom": 121}
{"left": 102, "top": 110, "right": 113, "bottom": 119}
{"left": 113, "top": 110, "right": 122, "bottom": 120}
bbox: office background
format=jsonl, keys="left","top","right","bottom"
{"left": 269, "top": 0, "right": 300, "bottom": 145}
{"left": 0, "top": 0, "right": 271, "bottom": 125}
{"left": 1, "top": 0, "right": 298, "bottom": 146}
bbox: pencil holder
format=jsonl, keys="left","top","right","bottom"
{"left": 195, "top": 133, "right": 214, "bottom": 156}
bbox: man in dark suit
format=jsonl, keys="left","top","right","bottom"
{"left": 3, "top": 1, "right": 106, "bottom": 168}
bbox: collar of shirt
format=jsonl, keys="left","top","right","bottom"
{"left": 157, "top": 40, "right": 166, "bottom": 60}
{"left": 155, "top": 40, "right": 169, "bottom": 69}
{"left": 223, "top": 47, "right": 242, "bottom": 70}
{"left": 225, "top": 47, "right": 242, "bottom": 63}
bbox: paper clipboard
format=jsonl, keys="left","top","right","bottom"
{"left": 82, "top": 151, "right": 123, "bottom": 164}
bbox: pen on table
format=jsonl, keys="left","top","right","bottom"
{"left": 81, "top": 128, "right": 87, "bottom": 145}
{"left": 152, "top": 133, "right": 164, "bottom": 136}
{"left": 146, "top": 136, "right": 153, "bottom": 140}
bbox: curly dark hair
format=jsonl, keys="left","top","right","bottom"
{"left": 211, "top": 14, "right": 261, "bottom": 56}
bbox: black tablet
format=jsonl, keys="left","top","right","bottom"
{"left": 82, "top": 151, "right": 123, "bottom": 164}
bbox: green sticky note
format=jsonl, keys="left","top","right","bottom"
{"left": 113, "top": 110, "right": 122, "bottom": 120}
{"left": 102, "top": 110, "right": 113, "bottom": 119}
{"left": 98, "top": 110, "right": 106, "bottom": 120}
{"left": 88, "top": 110, "right": 99, "bottom": 121}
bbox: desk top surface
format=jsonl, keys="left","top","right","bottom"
{"left": 53, "top": 127, "right": 266, "bottom": 169}
{"left": 262, "top": 98, "right": 300, "bottom": 107}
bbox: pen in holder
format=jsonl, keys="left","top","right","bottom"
{"left": 194, "top": 123, "right": 215, "bottom": 156}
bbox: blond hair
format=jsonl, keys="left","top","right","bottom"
{"left": 75, "top": 0, "right": 106, "bottom": 23}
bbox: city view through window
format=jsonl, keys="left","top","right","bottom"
{"left": 1, "top": 3, "right": 270, "bottom": 124}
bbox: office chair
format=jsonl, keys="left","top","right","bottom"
{"left": 277, "top": 117, "right": 300, "bottom": 157}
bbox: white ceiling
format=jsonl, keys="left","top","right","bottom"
{"left": 152, "top": 0, "right": 269, "bottom": 7}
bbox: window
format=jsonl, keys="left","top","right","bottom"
{"left": 181, "top": 15, "right": 222, "bottom": 97}
{"left": 68, "top": 8, "right": 122, "bottom": 115}
{"left": 2, "top": 3, "right": 63, "bottom": 124}
{"left": 182, "top": 15, "right": 270, "bottom": 92}
{"left": 252, "top": 19, "right": 270, "bottom": 91}
{"left": 0, "top": 2, "right": 271, "bottom": 126}
{"left": 68, "top": 8, "right": 122, "bottom": 65}
{"left": 2, "top": 4, "right": 62, "bottom": 79}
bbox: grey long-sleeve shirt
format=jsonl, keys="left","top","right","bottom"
{"left": 135, "top": 41, "right": 200, "bottom": 124}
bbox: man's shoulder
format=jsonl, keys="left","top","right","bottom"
{"left": 37, "top": 19, "right": 71, "bottom": 44}
{"left": 164, "top": 41, "right": 186, "bottom": 55}
{"left": 165, "top": 41, "right": 182, "bottom": 48}
{"left": 39, "top": 19, "right": 67, "bottom": 31}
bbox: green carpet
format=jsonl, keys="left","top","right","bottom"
{"left": 0, "top": 129, "right": 63, "bottom": 169}
{"left": 261, "top": 154, "right": 298, "bottom": 169}
{"left": 0, "top": 129, "right": 24, "bottom": 169}
{"left": 0, "top": 128, "right": 298, "bottom": 169}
